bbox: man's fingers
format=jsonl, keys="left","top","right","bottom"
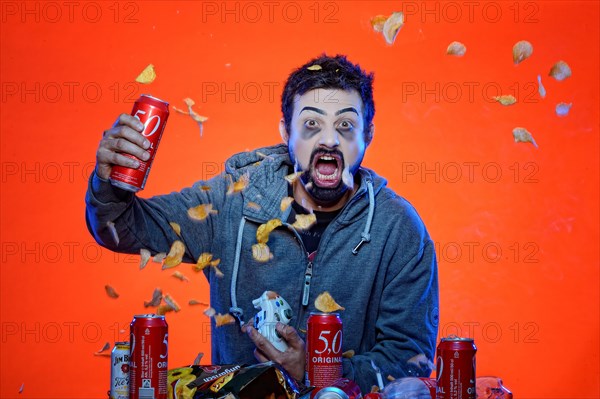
{"left": 245, "top": 325, "right": 282, "bottom": 360}
{"left": 253, "top": 348, "right": 269, "bottom": 363}
{"left": 276, "top": 323, "right": 305, "bottom": 350}
{"left": 103, "top": 136, "right": 150, "bottom": 162}
{"left": 114, "top": 113, "right": 144, "bottom": 132}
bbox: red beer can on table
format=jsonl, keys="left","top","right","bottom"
{"left": 306, "top": 312, "right": 343, "bottom": 397}
{"left": 313, "top": 378, "right": 362, "bottom": 399}
{"left": 129, "top": 314, "right": 168, "bottom": 399}
{"left": 109, "top": 94, "right": 169, "bottom": 192}
{"left": 435, "top": 336, "right": 476, "bottom": 399}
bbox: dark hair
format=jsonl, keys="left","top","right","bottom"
{"left": 281, "top": 54, "right": 375, "bottom": 143}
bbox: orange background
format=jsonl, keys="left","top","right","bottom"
{"left": 1, "top": 1, "right": 598, "bottom": 398}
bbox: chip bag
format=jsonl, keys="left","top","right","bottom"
{"left": 167, "top": 362, "right": 313, "bottom": 399}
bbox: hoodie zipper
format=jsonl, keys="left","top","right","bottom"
{"left": 302, "top": 260, "right": 313, "bottom": 306}
{"left": 245, "top": 216, "right": 312, "bottom": 330}
{"left": 283, "top": 223, "right": 313, "bottom": 328}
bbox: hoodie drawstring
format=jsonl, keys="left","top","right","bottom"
{"left": 229, "top": 216, "right": 246, "bottom": 325}
{"left": 229, "top": 178, "right": 375, "bottom": 325}
{"left": 352, "top": 178, "right": 374, "bottom": 255}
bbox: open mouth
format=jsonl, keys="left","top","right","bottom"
{"left": 311, "top": 152, "right": 343, "bottom": 188}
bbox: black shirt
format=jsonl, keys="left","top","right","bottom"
{"left": 286, "top": 187, "right": 341, "bottom": 259}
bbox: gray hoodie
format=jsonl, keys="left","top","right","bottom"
{"left": 85, "top": 143, "right": 439, "bottom": 393}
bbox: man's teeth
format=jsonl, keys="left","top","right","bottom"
{"left": 316, "top": 168, "right": 339, "bottom": 181}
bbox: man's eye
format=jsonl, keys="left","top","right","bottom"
{"left": 338, "top": 120, "right": 354, "bottom": 130}
{"left": 304, "top": 120, "right": 318, "bottom": 128}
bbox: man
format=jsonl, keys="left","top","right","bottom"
{"left": 86, "top": 54, "right": 439, "bottom": 393}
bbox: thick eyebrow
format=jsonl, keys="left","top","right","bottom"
{"left": 335, "top": 107, "right": 359, "bottom": 116}
{"left": 299, "top": 106, "right": 326, "bottom": 115}
{"left": 299, "top": 106, "right": 360, "bottom": 116}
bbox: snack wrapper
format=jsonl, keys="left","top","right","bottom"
{"left": 167, "top": 362, "right": 313, "bottom": 399}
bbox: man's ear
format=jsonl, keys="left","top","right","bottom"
{"left": 365, "top": 123, "right": 375, "bottom": 146}
{"left": 279, "top": 118, "right": 289, "bottom": 144}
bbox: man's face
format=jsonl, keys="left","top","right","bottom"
{"left": 282, "top": 88, "right": 370, "bottom": 208}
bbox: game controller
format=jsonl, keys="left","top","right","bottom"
{"left": 252, "top": 291, "right": 293, "bottom": 352}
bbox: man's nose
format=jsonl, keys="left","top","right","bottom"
{"left": 318, "top": 127, "right": 340, "bottom": 148}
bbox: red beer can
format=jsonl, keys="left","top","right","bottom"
{"left": 313, "top": 378, "right": 362, "bottom": 399}
{"left": 435, "top": 336, "right": 476, "bottom": 399}
{"left": 306, "top": 312, "right": 343, "bottom": 396}
{"left": 109, "top": 94, "right": 169, "bottom": 192}
{"left": 129, "top": 314, "right": 168, "bottom": 399}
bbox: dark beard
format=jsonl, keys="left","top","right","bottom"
{"left": 289, "top": 147, "right": 363, "bottom": 206}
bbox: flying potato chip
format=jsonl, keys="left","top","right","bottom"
{"left": 493, "top": 95, "right": 517, "bottom": 106}
{"left": 549, "top": 61, "right": 572, "bottom": 81}
{"left": 140, "top": 248, "right": 151, "bottom": 270}
{"left": 164, "top": 293, "right": 181, "bottom": 312}
{"left": 135, "top": 64, "right": 156, "bottom": 84}
{"left": 447, "top": 41, "right": 466, "bottom": 56}
{"left": 284, "top": 171, "right": 303, "bottom": 184}
{"left": 252, "top": 243, "right": 273, "bottom": 262}
{"left": 153, "top": 252, "right": 167, "bottom": 263}
{"left": 513, "top": 40, "right": 533, "bottom": 64}
{"left": 213, "top": 265, "right": 224, "bottom": 278}
{"left": 555, "top": 102, "right": 572, "bottom": 116}
{"left": 381, "top": 12, "right": 404, "bottom": 45}
{"left": 227, "top": 173, "right": 250, "bottom": 194}
{"left": 169, "top": 222, "right": 182, "bottom": 237}
{"left": 189, "top": 299, "right": 209, "bottom": 306}
{"left": 106, "top": 221, "right": 119, "bottom": 246}
{"left": 537, "top": 75, "right": 547, "bottom": 98}
{"left": 172, "top": 105, "right": 188, "bottom": 115}
{"left": 256, "top": 219, "right": 283, "bottom": 244}
{"left": 315, "top": 291, "right": 345, "bottom": 312}
{"left": 172, "top": 271, "right": 189, "bottom": 282}
{"left": 370, "top": 14, "right": 388, "bottom": 32}
{"left": 307, "top": 64, "right": 322, "bottom": 71}
{"left": 105, "top": 285, "right": 119, "bottom": 299}
{"left": 342, "top": 350, "right": 355, "bottom": 358}
{"left": 163, "top": 240, "right": 185, "bottom": 269}
{"left": 183, "top": 97, "right": 209, "bottom": 136}
{"left": 204, "top": 307, "right": 217, "bottom": 318}
{"left": 512, "top": 127, "right": 538, "bottom": 148}
{"left": 342, "top": 167, "right": 354, "bottom": 189}
{"left": 246, "top": 201, "right": 262, "bottom": 211}
{"left": 157, "top": 304, "right": 174, "bottom": 315}
{"left": 256, "top": 151, "right": 274, "bottom": 161}
{"left": 193, "top": 252, "right": 220, "bottom": 272}
{"left": 280, "top": 197, "right": 294, "bottom": 212}
{"left": 144, "top": 288, "right": 163, "bottom": 307}
{"left": 387, "top": 375, "right": 396, "bottom": 382}
{"left": 292, "top": 213, "right": 317, "bottom": 231}
{"left": 214, "top": 313, "right": 236, "bottom": 327}
{"left": 188, "top": 204, "right": 218, "bottom": 221}
{"left": 96, "top": 342, "right": 110, "bottom": 354}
